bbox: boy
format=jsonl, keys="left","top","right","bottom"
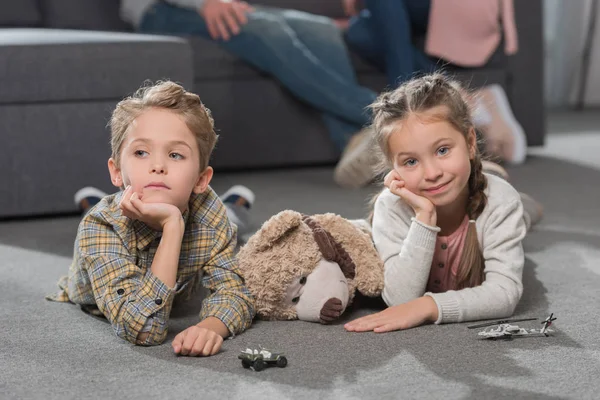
{"left": 47, "top": 81, "right": 255, "bottom": 357}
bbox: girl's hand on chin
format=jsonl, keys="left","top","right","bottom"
{"left": 384, "top": 170, "right": 436, "bottom": 226}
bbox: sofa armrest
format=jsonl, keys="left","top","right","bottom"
{"left": 508, "top": 0, "right": 546, "bottom": 146}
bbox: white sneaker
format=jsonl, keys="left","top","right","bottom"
{"left": 74, "top": 186, "right": 108, "bottom": 211}
{"left": 220, "top": 185, "right": 255, "bottom": 240}
{"left": 476, "top": 84, "right": 527, "bottom": 164}
{"left": 220, "top": 185, "right": 255, "bottom": 208}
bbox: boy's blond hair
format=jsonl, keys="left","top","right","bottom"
{"left": 109, "top": 81, "right": 217, "bottom": 171}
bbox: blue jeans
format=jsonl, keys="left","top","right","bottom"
{"left": 345, "top": 0, "right": 435, "bottom": 88}
{"left": 139, "top": 2, "right": 378, "bottom": 152}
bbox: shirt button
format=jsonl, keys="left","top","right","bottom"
{"left": 434, "top": 279, "right": 441, "bottom": 285}
{"left": 117, "top": 289, "right": 124, "bottom": 295}
{"left": 155, "top": 298, "right": 163, "bottom": 305}
{"left": 441, "top": 243, "right": 448, "bottom": 250}
{"left": 438, "top": 263, "right": 444, "bottom": 268}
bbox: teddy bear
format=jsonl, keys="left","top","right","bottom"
{"left": 237, "top": 210, "right": 384, "bottom": 324}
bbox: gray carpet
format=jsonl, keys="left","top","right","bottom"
{"left": 2, "top": 116, "right": 600, "bottom": 399}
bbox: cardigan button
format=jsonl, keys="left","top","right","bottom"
{"left": 438, "top": 263, "right": 444, "bottom": 268}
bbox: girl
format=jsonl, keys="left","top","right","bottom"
{"left": 344, "top": 73, "right": 538, "bottom": 333}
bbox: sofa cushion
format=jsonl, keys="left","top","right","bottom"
{"left": 40, "top": 0, "right": 131, "bottom": 31}
{"left": 0, "top": 29, "right": 193, "bottom": 104}
{"left": 0, "top": 0, "right": 41, "bottom": 27}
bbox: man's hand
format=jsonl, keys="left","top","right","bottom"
{"left": 200, "top": 0, "right": 254, "bottom": 41}
{"left": 172, "top": 318, "right": 228, "bottom": 357}
{"left": 344, "top": 296, "right": 439, "bottom": 333}
{"left": 341, "top": 0, "right": 360, "bottom": 17}
{"left": 384, "top": 170, "right": 437, "bottom": 226}
{"left": 119, "top": 185, "right": 183, "bottom": 231}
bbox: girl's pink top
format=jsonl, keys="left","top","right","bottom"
{"left": 426, "top": 215, "right": 471, "bottom": 293}
{"left": 426, "top": 0, "right": 518, "bottom": 67}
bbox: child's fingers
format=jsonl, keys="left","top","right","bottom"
{"left": 119, "top": 186, "right": 134, "bottom": 211}
{"left": 200, "top": 335, "right": 220, "bottom": 357}
{"left": 180, "top": 330, "right": 201, "bottom": 356}
{"left": 374, "top": 324, "right": 396, "bottom": 333}
{"left": 348, "top": 320, "right": 382, "bottom": 332}
{"left": 189, "top": 335, "right": 209, "bottom": 357}
{"left": 120, "top": 198, "right": 142, "bottom": 220}
{"left": 344, "top": 314, "right": 382, "bottom": 331}
{"left": 172, "top": 331, "right": 186, "bottom": 354}
{"left": 118, "top": 186, "right": 132, "bottom": 208}
{"left": 393, "top": 186, "right": 425, "bottom": 208}
{"left": 389, "top": 180, "right": 406, "bottom": 198}
{"left": 129, "top": 193, "right": 146, "bottom": 215}
{"left": 210, "top": 337, "right": 223, "bottom": 356}
{"left": 383, "top": 170, "right": 402, "bottom": 188}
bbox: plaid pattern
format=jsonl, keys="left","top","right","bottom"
{"left": 47, "top": 187, "right": 255, "bottom": 345}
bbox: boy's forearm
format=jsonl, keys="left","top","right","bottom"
{"left": 150, "top": 218, "right": 185, "bottom": 288}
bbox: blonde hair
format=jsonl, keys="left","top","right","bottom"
{"left": 109, "top": 80, "right": 217, "bottom": 171}
{"left": 370, "top": 73, "right": 488, "bottom": 290}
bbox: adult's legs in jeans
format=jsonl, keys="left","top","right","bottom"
{"left": 344, "top": 10, "right": 386, "bottom": 72}
{"left": 349, "top": 0, "right": 435, "bottom": 88}
{"left": 273, "top": 9, "right": 376, "bottom": 151}
{"left": 140, "top": 2, "right": 376, "bottom": 150}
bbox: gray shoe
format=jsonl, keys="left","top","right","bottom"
{"left": 333, "top": 128, "right": 379, "bottom": 189}
{"left": 519, "top": 192, "right": 543, "bottom": 231}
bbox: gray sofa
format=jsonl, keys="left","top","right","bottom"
{"left": 0, "top": 0, "right": 544, "bottom": 218}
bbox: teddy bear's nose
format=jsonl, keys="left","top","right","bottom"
{"left": 319, "top": 297, "right": 344, "bottom": 324}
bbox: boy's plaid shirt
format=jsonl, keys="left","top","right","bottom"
{"left": 46, "top": 187, "right": 255, "bottom": 345}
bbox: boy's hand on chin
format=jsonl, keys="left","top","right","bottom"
{"left": 119, "top": 185, "right": 182, "bottom": 231}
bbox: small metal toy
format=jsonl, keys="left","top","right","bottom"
{"left": 238, "top": 346, "right": 288, "bottom": 371}
{"left": 470, "top": 313, "right": 557, "bottom": 340}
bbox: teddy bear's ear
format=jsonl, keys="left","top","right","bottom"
{"left": 251, "top": 210, "right": 303, "bottom": 252}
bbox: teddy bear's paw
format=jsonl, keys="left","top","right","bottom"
{"left": 319, "top": 297, "right": 345, "bottom": 324}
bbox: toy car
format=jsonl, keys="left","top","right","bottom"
{"left": 238, "top": 347, "right": 288, "bottom": 371}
